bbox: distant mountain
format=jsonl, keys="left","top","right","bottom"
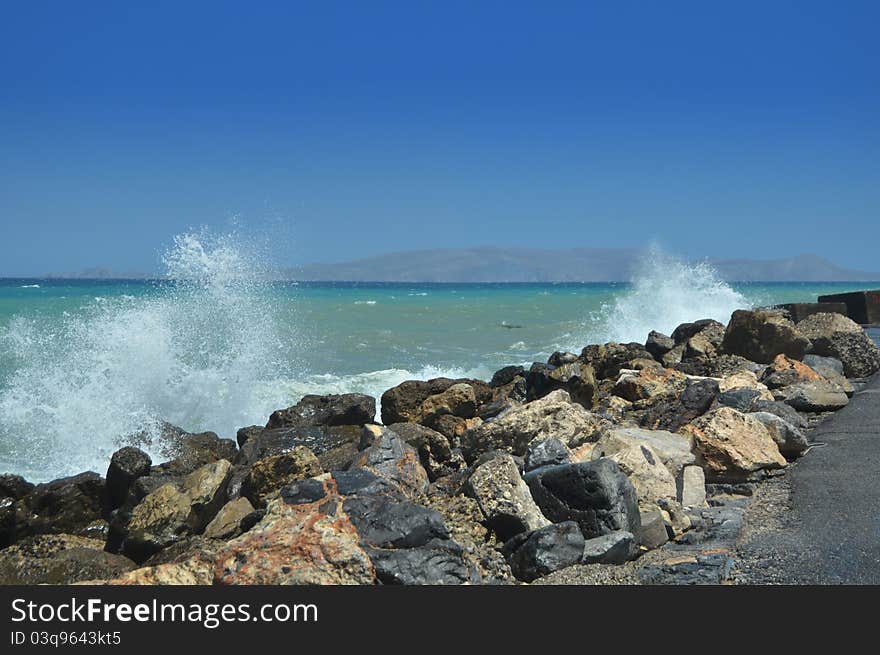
{"left": 42, "top": 267, "right": 155, "bottom": 280}
{"left": 286, "top": 247, "right": 880, "bottom": 283}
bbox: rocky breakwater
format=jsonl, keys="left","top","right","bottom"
{"left": 1, "top": 310, "right": 877, "bottom": 585}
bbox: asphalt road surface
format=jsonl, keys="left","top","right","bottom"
{"left": 736, "top": 372, "right": 880, "bottom": 583}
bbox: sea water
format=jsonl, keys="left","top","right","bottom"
{"left": 1, "top": 233, "right": 878, "bottom": 481}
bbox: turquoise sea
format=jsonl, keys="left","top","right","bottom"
{"left": 1, "top": 239, "right": 878, "bottom": 481}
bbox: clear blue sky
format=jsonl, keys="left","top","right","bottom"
{"left": 1, "top": 1, "right": 878, "bottom": 275}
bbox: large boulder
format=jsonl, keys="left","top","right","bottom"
{"left": 580, "top": 342, "right": 654, "bottom": 380}
{"left": 526, "top": 361, "right": 598, "bottom": 408}
{"left": 797, "top": 313, "right": 880, "bottom": 378}
{"left": 266, "top": 393, "right": 376, "bottom": 430}
{"left": 460, "top": 390, "right": 610, "bottom": 462}
{"left": 106, "top": 447, "right": 152, "bottom": 511}
{"left": 680, "top": 407, "right": 786, "bottom": 482}
{"left": 419, "top": 384, "right": 477, "bottom": 421}
{"left": 380, "top": 378, "right": 493, "bottom": 425}
{"left": 0, "top": 534, "right": 136, "bottom": 585}
{"left": 465, "top": 453, "right": 550, "bottom": 540}
{"left": 12, "top": 472, "right": 107, "bottom": 543}
{"left": 149, "top": 425, "right": 237, "bottom": 476}
{"left": 505, "top": 522, "right": 585, "bottom": 582}
{"left": 592, "top": 427, "right": 695, "bottom": 487}
{"left": 240, "top": 446, "right": 322, "bottom": 508}
{"left": 524, "top": 459, "right": 641, "bottom": 539}
{"left": 721, "top": 309, "right": 810, "bottom": 364}
{"left": 645, "top": 331, "right": 674, "bottom": 360}
{"left": 386, "top": 422, "right": 462, "bottom": 481}
{"left": 122, "top": 460, "right": 232, "bottom": 562}
{"left": 760, "top": 354, "right": 823, "bottom": 389}
{"left": 612, "top": 367, "right": 687, "bottom": 402}
{"left": 238, "top": 424, "right": 362, "bottom": 466}
{"left": 350, "top": 426, "right": 429, "bottom": 497}
{"left": 203, "top": 497, "right": 256, "bottom": 540}
{"left": 590, "top": 441, "right": 677, "bottom": 510}
{"left": 773, "top": 380, "right": 849, "bottom": 412}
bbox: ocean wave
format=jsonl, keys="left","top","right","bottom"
{"left": 19, "top": 284, "right": 40, "bottom": 289}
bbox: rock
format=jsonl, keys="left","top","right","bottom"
{"left": 154, "top": 428, "right": 237, "bottom": 475}
{"left": 748, "top": 412, "right": 810, "bottom": 457}
{"left": 0, "top": 534, "right": 136, "bottom": 584}
{"left": 718, "top": 370, "right": 770, "bottom": 393}
{"left": 465, "top": 453, "right": 550, "bottom": 540}
{"left": 591, "top": 443, "right": 677, "bottom": 509}
{"left": 721, "top": 309, "right": 810, "bottom": 364}
{"left": 525, "top": 361, "right": 598, "bottom": 408}
{"left": 661, "top": 343, "right": 685, "bottom": 367}
{"left": 236, "top": 425, "right": 262, "bottom": 448}
{"left": 581, "top": 531, "right": 638, "bottom": 564}
{"left": 638, "top": 378, "right": 719, "bottom": 432}
{"left": 239, "top": 424, "right": 361, "bottom": 464}
{"left": 776, "top": 302, "right": 848, "bottom": 323}
{"left": 461, "top": 390, "right": 610, "bottom": 462}
{"left": 524, "top": 459, "right": 641, "bottom": 539}
{"left": 761, "top": 354, "right": 823, "bottom": 389}
{"left": 817, "top": 289, "right": 880, "bottom": 325}
{"left": 203, "top": 497, "right": 256, "bottom": 540}
{"left": 217, "top": 470, "right": 476, "bottom": 585}
{"left": 593, "top": 428, "right": 696, "bottom": 483}
{"left": 797, "top": 313, "right": 880, "bottom": 378}
{"left": 750, "top": 399, "right": 809, "bottom": 429}
{"left": 612, "top": 367, "right": 687, "bottom": 402}
{"left": 524, "top": 437, "right": 572, "bottom": 471}
{"left": 773, "top": 380, "right": 849, "bottom": 412}
{"left": 715, "top": 388, "right": 767, "bottom": 412}
{"left": 419, "top": 383, "right": 477, "bottom": 421}
{"left": 386, "top": 422, "right": 461, "bottom": 481}
{"left": 637, "top": 510, "right": 669, "bottom": 549}
{"left": 106, "top": 447, "right": 152, "bottom": 511}
{"left": 548, "top": 351, "right": 579, "bottom": 366}
{"left": 122, "top": 460, "right": 232, "bottom": 562}
{"left": 680, "top": 465, "right": 707, "bottom": 507}
{"left": 380, "top": 378, "right": 493, "bottom": 425}
{"left": 802, "top": 354, "right": 845, "bottom": 378}
{"left": 350, "top": 426, "right": 429, "bottom": 497}
{"left": 672, "top": 319, "right": 725, "bottom": 345}
{"left": 91, "top": 559, "right": 215, "bottom": 585}
{"left": 580, "top": 342, "right": 654, "bottom": 379}
{"left": 266, "top": 393, "right": 376, "bottom": 430}
{"left": 680, "top": 407, "right": 786, "bottom": 482}
{"left": 240, "top": 447, "right": 322, "bottom": 508}
{"left": 491, "top": 365, "right": 526, "bottom": 387}
{"left": 0, "top": 474, "right": 34, "bottom": 500}
{"left": 645, "top": 331, "right": 675, "bottom": 360}
{"left": 13, "top": 472, "right": 107, "bottom": 542}
{"left": 506, "top": 521, "right": 585, "bottom": 582}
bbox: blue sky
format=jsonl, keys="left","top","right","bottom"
{"left": 1, "top": 1, "right": 878, "bottom": 275}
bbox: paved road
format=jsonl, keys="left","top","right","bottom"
{"left": 736, "top": 371, "right": 880, "bottom": 583}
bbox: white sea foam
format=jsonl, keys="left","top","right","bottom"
{"left": 585, "top": 247, "right": 750, "bottom": 346}
{"left": 0, "top": 230, "right": 293, "bottom": 481}
{"left": 19, "top": 284, "right": 40, "bottom": 289}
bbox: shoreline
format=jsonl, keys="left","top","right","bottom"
{"left": 1, "top": 299, "right": 879, "bottom": 585}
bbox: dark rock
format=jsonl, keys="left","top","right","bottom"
{"left": 748, "top": 412, "right": 810, "bottom": 457}
{"left": 548, "top": 351, "right": 579, "bottom": 367}
{"left": 157, "top": 429, "right": 237, "bottom": 475}
{"left": 672, "top": 319, "right": 725, "bottom": 345}
{"left": 14, "top": 472, "right": 107, "bottom": 542}
{"left": 750, "top": 399, "right": 809, "bottom": 429}
{"left": 0, "top": 474, "right": 34, "bottom": 500}
{"left": 388, "top": 423, "right": 461, "bottom": 481}
{"left": 715, "top": 387, "right": 765, "bottom": 412}
{"left": 490, "top": 365, "right": 525, "bottom": 387}
{"left": 645, "top": 331, "right": 675, "bottom": 359}
{"left": 350, "top": 427, "right": 429, "bottom": 497}
{"left": 240, "top": 447, "right": 322, "bottom": 508}
{"left": 266, "top": 393, "right": 376, "bottom": 430}
{"left": 106, "top": 447, "right": 152, "bottom": 512}
{"left": 0, "top": 534, "right": 136, "bottom": 585}
{"left": 802, "top": 354, "right": 845, "bottom": 378}
{"left": 776, "top": 302, "right": 848, "bottom": 323}
{"left": 524, "top": 459, "right": 641, "bottom": 540}
{"left": 580, "top": 342, "right": 654, "bottom": 380}
{"left": 236, "top": 425, "right": 262, "bottom": 448}
{"left": 637, "top": 511, "right": 670, "bottom": 549}
{"left": 581, "top": 530, "right": 638, "bottom": 564}
{"left": 721, "top": 309, "right": 809, "bottom": 364}
{"left": 774, "top": 381, "right": 849, "bottom": 412}
{"left": 524, "top": 437, "right": 572, "bottom": 472}
{"left": 640, "top": 378, "right": 719, "bottom": 432}
{"left": 507, "top": 521, "right": 585, "bottom": 582}
{"left": 240, "top": 424, "right": 361, "bottom": 464}
{"left": 526, "top": 361, "right": 597, "bottom": 409}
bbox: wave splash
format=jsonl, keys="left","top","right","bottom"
{"left": 0, "top": 231, "right": 293, "bottom": 481}
{"left": 591, "top": 248, "right": 750, "bottom": 345}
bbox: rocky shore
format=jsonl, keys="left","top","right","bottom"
{"left": 1, "top": 306, "right": 879, "bottom": 585}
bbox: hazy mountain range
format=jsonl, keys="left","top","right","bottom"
{"left": 286, "top": 248, "right": 880, "bottom": 283}
{"left": 39, "top": 248, "right": 880, "bottom": 282}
